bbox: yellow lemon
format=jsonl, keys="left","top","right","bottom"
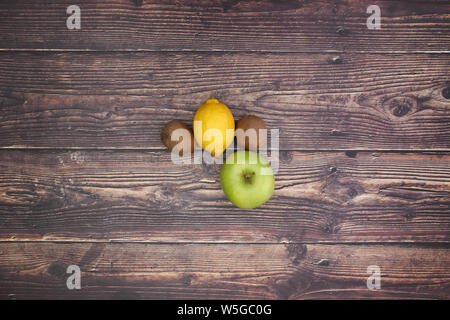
{"left": 193, "top": 98, "right": 235, "bottom": 157}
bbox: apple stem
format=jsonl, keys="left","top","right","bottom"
{"left": 243, "top": 172, "right": 255, "bottom": 183}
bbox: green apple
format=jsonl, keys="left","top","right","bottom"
{"left": 220, "top": 151, "right": 275, "bottom": 209}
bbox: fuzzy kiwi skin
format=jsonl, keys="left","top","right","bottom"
{"left": 236, "top": 115, "right": 267, "bottom": 150}
{"left": 161, "top": 120, "right": 195, "bottom": 156}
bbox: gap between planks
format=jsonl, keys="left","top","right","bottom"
{"left": 0, "top": 49, "right": 449, "bottom": 54}
{"left": 2, "top": 240, "right": 450, "bottom": 246}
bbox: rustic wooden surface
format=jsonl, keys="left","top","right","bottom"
{"left": 0, "top": 150, "right": 449, "bottom": 243}
{"left": 1, "top": 0, "right": 449, "bottom": 52}
{"left": 1, "top": 243, "right": 449, "bottom": 299}
{"left": 0, "top": 52, "right": 448, "bottom": 150}
{"left": 0, "top": 0, "right": 449, "bottom": 300}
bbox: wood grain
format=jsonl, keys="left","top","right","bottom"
{"left": 0, "top": 150, "right": 448, "bottom": 243}
{"left": 0, "top": 242, "right": 449, "bottom": 299}
{"left": 1, "top": 0, "right": 449, "bottom": 301}
{"left": 0, "top": 52, "right": 448, "bottom": 150}
{"left": 0, "top": 0, "right": 449, "bottom": 52}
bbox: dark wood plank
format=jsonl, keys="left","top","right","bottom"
{"left": 1, "top": 150, "right": 448, "bottom": 242}
{"left": 1, "top": 242, "right": 449, "bottom": 299}
{"left": 0, "top": 52, "right": 448, "bottom": 150}
{"left": 0, "top": 0, "right": 449, "bottom": 52}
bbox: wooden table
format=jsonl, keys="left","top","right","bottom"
{"left": 0, "top": 0, "right": 449, "bottom": 299}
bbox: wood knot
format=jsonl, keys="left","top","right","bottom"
{"left": 181, "top": 274, "right": 194, "bottom": 286}
{"left": 392, "top": 104, "right": 410, "bottom": 117}
{"left": 328, "top": 166, "right": 337, "bottom": 174}
{"left": 324, "top": 217, "right": 339, "bottom": 234}
{"left": 280, "top": 151, "right": 293, "bottom": 163}
{"left": 47, "top": 262, "right": 66, "bottom": 278}
{"left": 321, "top": 178, "right": 364, "bottom": 203}
{"left": 312, "top": 259, "right": 330, "bottom": 266}
{"left": 442, "top": 87, "right": 450, "bottom": 100}
{"left": 384, "top": 96, "right": 420, "bottom": 119}
{"left": 286, "top": 243, "right": 307, "bottom": 265}
{"left": 336, "top": 26, "right": 349, "bottom": 35}
{"left": 345, "top": 150, "right": 357, "bottom": 158}
{"left": 329, "top": 56, "right": 342, "bottom": 64}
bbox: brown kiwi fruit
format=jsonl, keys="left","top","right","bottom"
{"left": 161, "top": 120, "right": 195, "bottom": 156}
{"left": 235, "top": 115, "right": 267, "bottom": 150}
